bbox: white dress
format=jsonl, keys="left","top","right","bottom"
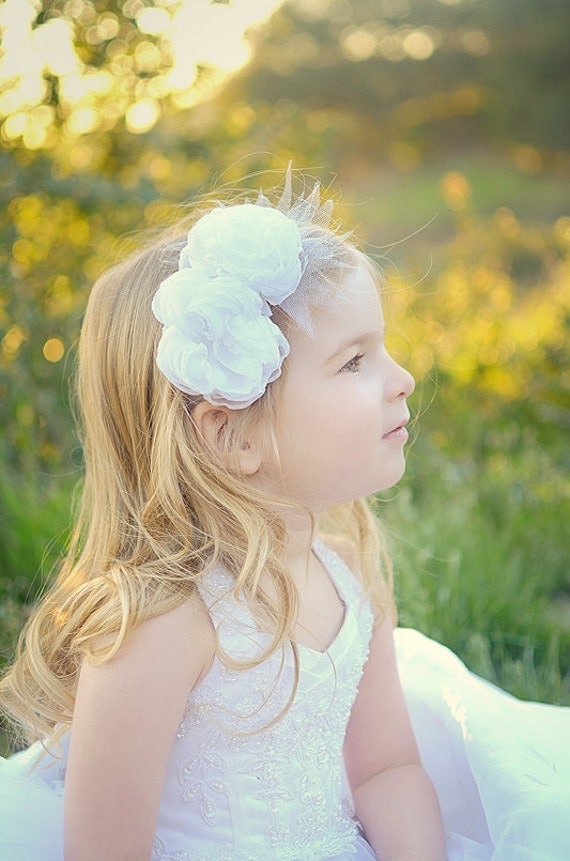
{"left": 0, "top": 541, "right": 569, "bottom": 860}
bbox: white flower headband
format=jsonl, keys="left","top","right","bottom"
{"left": 151, "top": 171, "right": 351, "bottom": 409}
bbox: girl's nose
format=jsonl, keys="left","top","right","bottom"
{"left": 390, "top": 361, "right": 415, "bottom": 401}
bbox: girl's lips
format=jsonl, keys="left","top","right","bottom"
{"left": 382, "top": 425, "right": 409, "bottom": 441}
{"left": 382, "top": 414, "right": 410, "bottom": 440}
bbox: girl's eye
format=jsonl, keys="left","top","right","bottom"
{"left": 340, "top": 353, "right": 364, "bottom": 373}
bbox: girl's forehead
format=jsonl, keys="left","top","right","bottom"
{"left": 322, "top": 259, "right": 383, "bottom": 325}
{"left": 286, "top": 261, "right": 384, "bottom": 357}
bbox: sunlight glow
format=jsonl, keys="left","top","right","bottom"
{"left": 0, "top": 0, "right": 286, "bottom": 143}
{"left": 125, "top": 98, "right": 161, "bottom": 134}
{"left": 166, "top": 0, "right": 284, "bottom": 102}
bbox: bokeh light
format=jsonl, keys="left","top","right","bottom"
{"left": 42, "top": 337, "right": 65, "bottom": 363}
{"left": 0, "top": 0, "right": 286, "bottom": 142}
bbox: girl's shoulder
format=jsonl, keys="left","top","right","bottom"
{"left": 90, "top": 590, "right": 216, "bottom": 689}
{"left": 155, "top": 591, "right": 216, "bottom": 687}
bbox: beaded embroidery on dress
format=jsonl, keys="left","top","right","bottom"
{"left": 151, "top": 539, "right": 375, "bottom": 861}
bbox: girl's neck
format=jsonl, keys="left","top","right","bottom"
{"left": 278, "top": 508, "right": 321, "bottom": 585}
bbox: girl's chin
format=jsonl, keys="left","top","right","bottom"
{"left": 369, "top": 465, "right": 408, "bottom": 495}
{"left": 324, "top": 473, "right": 408, "bottom": 507}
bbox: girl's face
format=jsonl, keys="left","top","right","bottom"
{"left": 255, "top": 258, "right": 415, "bottom": 512}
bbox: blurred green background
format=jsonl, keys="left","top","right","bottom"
{"left": 0, "top": 0, "right": 569, "bottom": 742}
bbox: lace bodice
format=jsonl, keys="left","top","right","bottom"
{"left": 153, "top": 540, "right": 374, "bottom": 861}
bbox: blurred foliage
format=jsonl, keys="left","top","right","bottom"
{"left": 223, "top": 0, "right": 570, "bottom": 156}
{"left": 0, "top": 0, "right": 254, "bottom": 149}
{"left": 385, "top": 200, "right": 570, "bottom": 423}
{"left": 0, "top": 0, "right": 568, "bottom": 715}
{"left": 2, "top": 0, "right": 569, "bottom": 164}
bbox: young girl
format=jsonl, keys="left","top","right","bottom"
{"left": 0, "top": 171, "right": 568, "bottom": 861}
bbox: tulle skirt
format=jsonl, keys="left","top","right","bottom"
{"left": 396, "top": 629, "right": 570, "bottom": 860}
{"left": 1, "top": 628, "right": 569, "bottom": 860}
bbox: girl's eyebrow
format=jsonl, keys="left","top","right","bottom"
{"left": 322, "top": 330, "right": 381, "bottom": 367}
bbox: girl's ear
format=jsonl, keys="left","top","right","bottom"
{"left": 192, "top": 401, "right": 228, "bottom": 455}
{"left": 192, "top": 401, "right": 262, "bottom": 476}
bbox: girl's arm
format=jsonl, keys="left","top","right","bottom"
{"left": 64, "top": 595, "right": 215, "bottom": 861}
{"left": 344, "top": 614, "right": 446, "bottom": 861}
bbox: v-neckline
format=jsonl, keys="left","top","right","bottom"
{"left": 290, "top": 539, "right": 349, "bottom": 656}
{"left": 200, "top": 540, "right": 354, "bottom": 660}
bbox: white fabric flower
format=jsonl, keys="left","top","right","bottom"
{"left": 152, "top": 269, "right": 290, "bottom": 409}
{"left": 183, "top": 204, "right": 304, "bottom": 304}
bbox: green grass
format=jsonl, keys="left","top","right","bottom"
{"left": 378, "top": 429, "right": 569, "bottom": 707}
{"left": 342, "top": 147, "right": 569, "bottom": 254}
{"left": 0, "top": 472, "right": 74, "bottom": 679}
{"left": 0, "top": 471, "right": 75, "bottom": 605}
{"left": 0, "top": 472, "right": 75, "bottom": 756}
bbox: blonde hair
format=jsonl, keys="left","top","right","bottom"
{"left": 0, "top": 186, "right": 393, "bottom": 748}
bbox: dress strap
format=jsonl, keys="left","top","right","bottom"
{"left": 312, "top": 538, "right": 368, "bottom": 609}
{"left": 197, "top": 565, "right": 251, "bottom": 629}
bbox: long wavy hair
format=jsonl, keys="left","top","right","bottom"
{"left": 0, "top": 180, "right": 394, "bottom": 749}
